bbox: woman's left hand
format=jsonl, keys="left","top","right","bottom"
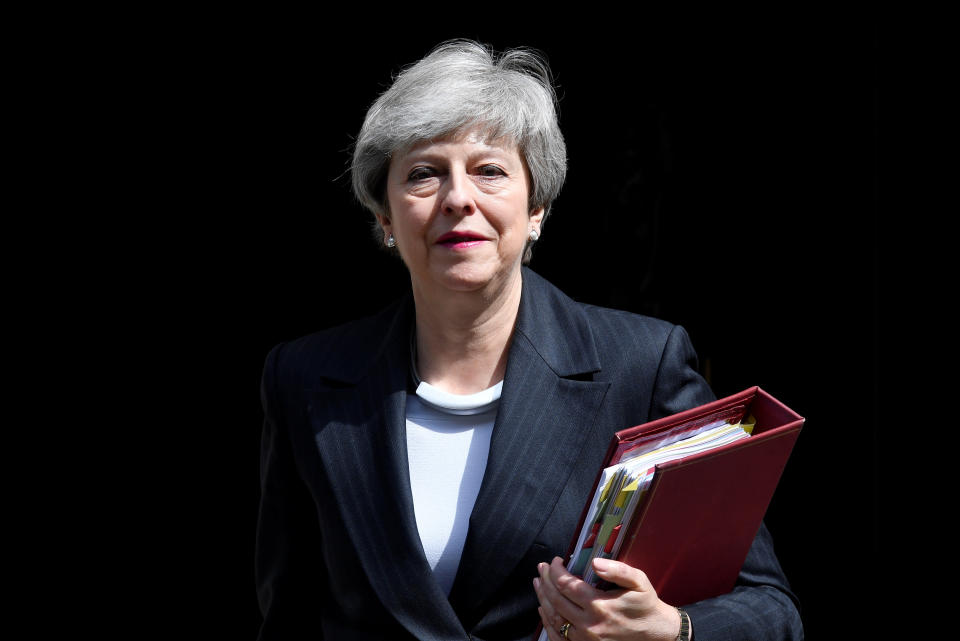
{"left": 533, "top": 556, "right": 682, "bottom": 641}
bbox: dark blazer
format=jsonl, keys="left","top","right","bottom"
{"left": 257, "top": 268, "right": 803, "bottom": 641}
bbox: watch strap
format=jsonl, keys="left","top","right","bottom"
{"left": 675, "top": 608, "right": 691, "bottom": 641}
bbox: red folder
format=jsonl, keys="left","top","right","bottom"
{"left": 568, "top": 386, "right": 803, "bottom": 606}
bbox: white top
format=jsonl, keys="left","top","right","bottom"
{"left": 405, "top": 379, "right": 502, "bottom": 595}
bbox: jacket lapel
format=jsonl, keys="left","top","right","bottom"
{"left": 308, "top": 299, "right": 467, "bottom": 641}
{"left": 306, "top": 269, "right": 612, "bottom": 636}
{"left": 447, "top": 269, "right": 611, "bottom": 622}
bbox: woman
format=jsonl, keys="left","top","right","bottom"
{"left": 256, "top": 40, "right": 803, "bottom": 640}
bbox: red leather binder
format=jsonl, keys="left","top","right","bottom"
{"left": 569, "top": 386, "right": 803, "bottom": 607}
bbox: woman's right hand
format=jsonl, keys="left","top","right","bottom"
{"left": 533, "top": 556, "right": 683, "bottom": 641}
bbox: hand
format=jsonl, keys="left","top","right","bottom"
{"left": 533, "top": 556, "right": 682, "bottom": 641}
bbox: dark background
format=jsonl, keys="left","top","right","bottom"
{"left": 86, "top": 13, "right": 884, "bottom": 640}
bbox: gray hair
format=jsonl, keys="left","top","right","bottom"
{"left": 351, "top": 39, "right": 567, "bottom": 261}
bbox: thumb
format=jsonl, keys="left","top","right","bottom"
{"left": 591, "top": 557, "right": 653, "bottom": 592}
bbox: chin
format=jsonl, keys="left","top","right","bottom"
{"left": 435, "top": 273, "right": 491, "bottom": 293}
{"left": 432, "top": 263, "right": 515, "bottom": 294}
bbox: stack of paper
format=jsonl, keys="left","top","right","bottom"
{"left": 567, "top": 417, "right": 754, "bottom": 586}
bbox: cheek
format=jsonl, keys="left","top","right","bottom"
{"left": 389, "top": 206, "right": 435, "bottom": 257}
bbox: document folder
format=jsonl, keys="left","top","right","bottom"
{"left": 565, "top": 386, "right": 802, "bottom": 607}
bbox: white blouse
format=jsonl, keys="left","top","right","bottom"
{"left": 405, "top": 379, "right": 502, "bottom": 595}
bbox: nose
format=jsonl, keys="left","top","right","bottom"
{"left": 440, "top": 168, "right": 476, "bottom": 216}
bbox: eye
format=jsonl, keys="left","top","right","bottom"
{"left": 476, "top": 164, "right": 507, "bottom": 178}
{"left": 407, "top": 166, "right": 437, "bottom": 182}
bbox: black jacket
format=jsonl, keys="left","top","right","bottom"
{"left": 256, "top": 268, "right": 803, "bottom": 640}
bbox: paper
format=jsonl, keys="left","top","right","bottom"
{"left": 568, "top": 419, "right": 752, "bottom": 586}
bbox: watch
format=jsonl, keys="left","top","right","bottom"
{"left": 675, "top": 608, "right": 691, "bottom": 641}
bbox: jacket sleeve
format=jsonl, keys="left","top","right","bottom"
{"left": 256, "top": 344, "right": 327, "bottom": 641}
{"left": 652, "top": 326, "right": 804, "bottom": 641}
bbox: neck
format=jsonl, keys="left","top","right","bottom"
{"left": 411, "top": 270, "right": 524, "bottom": 395}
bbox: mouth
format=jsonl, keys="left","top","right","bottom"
{"left": 435, "top": 231, "right": 487, "bottom": 248}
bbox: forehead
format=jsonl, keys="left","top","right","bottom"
{"left": 395, "top": 130, "right": 521, "bottom": 162}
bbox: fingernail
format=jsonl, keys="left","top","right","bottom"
{"left": 593, "top": 557, "right": 611, "bottom": 571}
{"left": 533, "top": 577, "right": 540, "bottom": 590}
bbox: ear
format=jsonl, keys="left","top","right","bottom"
{"left": 529, "top": 206, "right": 545, "bottom": 232}
{"left": 375, "top": 212, "right": 392, "bottom": 241}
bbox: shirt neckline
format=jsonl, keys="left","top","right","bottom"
{"left": 414, "top": 380, "right": 503, "bottom": 416}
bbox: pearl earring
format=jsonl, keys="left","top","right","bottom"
{"left": 386, "top": 234, "right": 396, "bottom": 248}
{"left": 528, "top": 230, "right": 539, "bottom": 242}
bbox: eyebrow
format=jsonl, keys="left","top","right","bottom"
{"left": 400, "top": 146, "right": 519, "bottom": 167}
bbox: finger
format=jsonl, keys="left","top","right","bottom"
{"left": 539, "top": 613, "right": 572, "bottom": 641}
{"left": 537, "top": 606, "right": 556, "bottom": 640}
{"left": 540, "top": 621, "right": 562, "bottom": 641}
{"left": 546, "top": 556, "right": 602, "bottom": 609}
{"left": 535, "top": 565, "right": 573, "bottom": 627}
{"left": 590, "top": 557, "right": 653, "bottom": 592}
{"left": 538, "top": 561, "right": 585, "bottom": 625}
{"left": 533, "top": 575, "right": 559, "bottom": 627}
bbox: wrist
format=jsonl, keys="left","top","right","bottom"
{"left": 652, "top": 601, "right": 683, "bottom": 641}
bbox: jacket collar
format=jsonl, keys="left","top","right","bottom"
{"left": 309, "top": 268, "right": 609, "bottom": 636}
{"left": 446, "top": 268, "right": 608, "bottom": 624}
{"left": 313, "top": 267, "right": 603, "bottom": 385}
{"left": 309, "top": 296, "right": 468, "bottom": 640}
{"left": 512, "top": 267, "right": 602, "bottom": 377}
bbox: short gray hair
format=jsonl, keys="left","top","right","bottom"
{"left": 351, "top": 39, "right": 567, "bottom": 257}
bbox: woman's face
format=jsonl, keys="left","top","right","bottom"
{"left": 382, "top": 132, "right": 544, "bottom": 297}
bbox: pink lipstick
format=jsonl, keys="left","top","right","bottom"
{"left": 436, "top": 231, "right": 486, "bottom": 249}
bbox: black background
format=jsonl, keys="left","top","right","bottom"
{"left": 80, "top": 12, "right": 885, "bottom": 639}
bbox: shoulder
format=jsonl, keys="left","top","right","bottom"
{"left": 522, "top": 267, "right": 686, "bottom": 367}
{"left": 523, "top": 267, "right": 675, "bottom": 334}
{"left": 574, "top": 301, "right": 714, "bottom": 419}
{"left": 579, "top": 301, "right": 698, "bottom": 378}
{"left": 520, "top": 268, "right": 711, "bottom": 413}
{"left": 517, "top": 268, "right": 682, "bottom": 374}
{"left": 578, "top": 301, "right": 678, "bottom": 347}
{"left": 263, "top": 295, "right": 411, "bottom": 392}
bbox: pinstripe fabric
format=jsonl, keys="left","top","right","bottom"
{"left": 256, "top": 267, "right": 803, "bottom": 640}
{"left": 447, "top": 341, "right": 609, "bottom": 626}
